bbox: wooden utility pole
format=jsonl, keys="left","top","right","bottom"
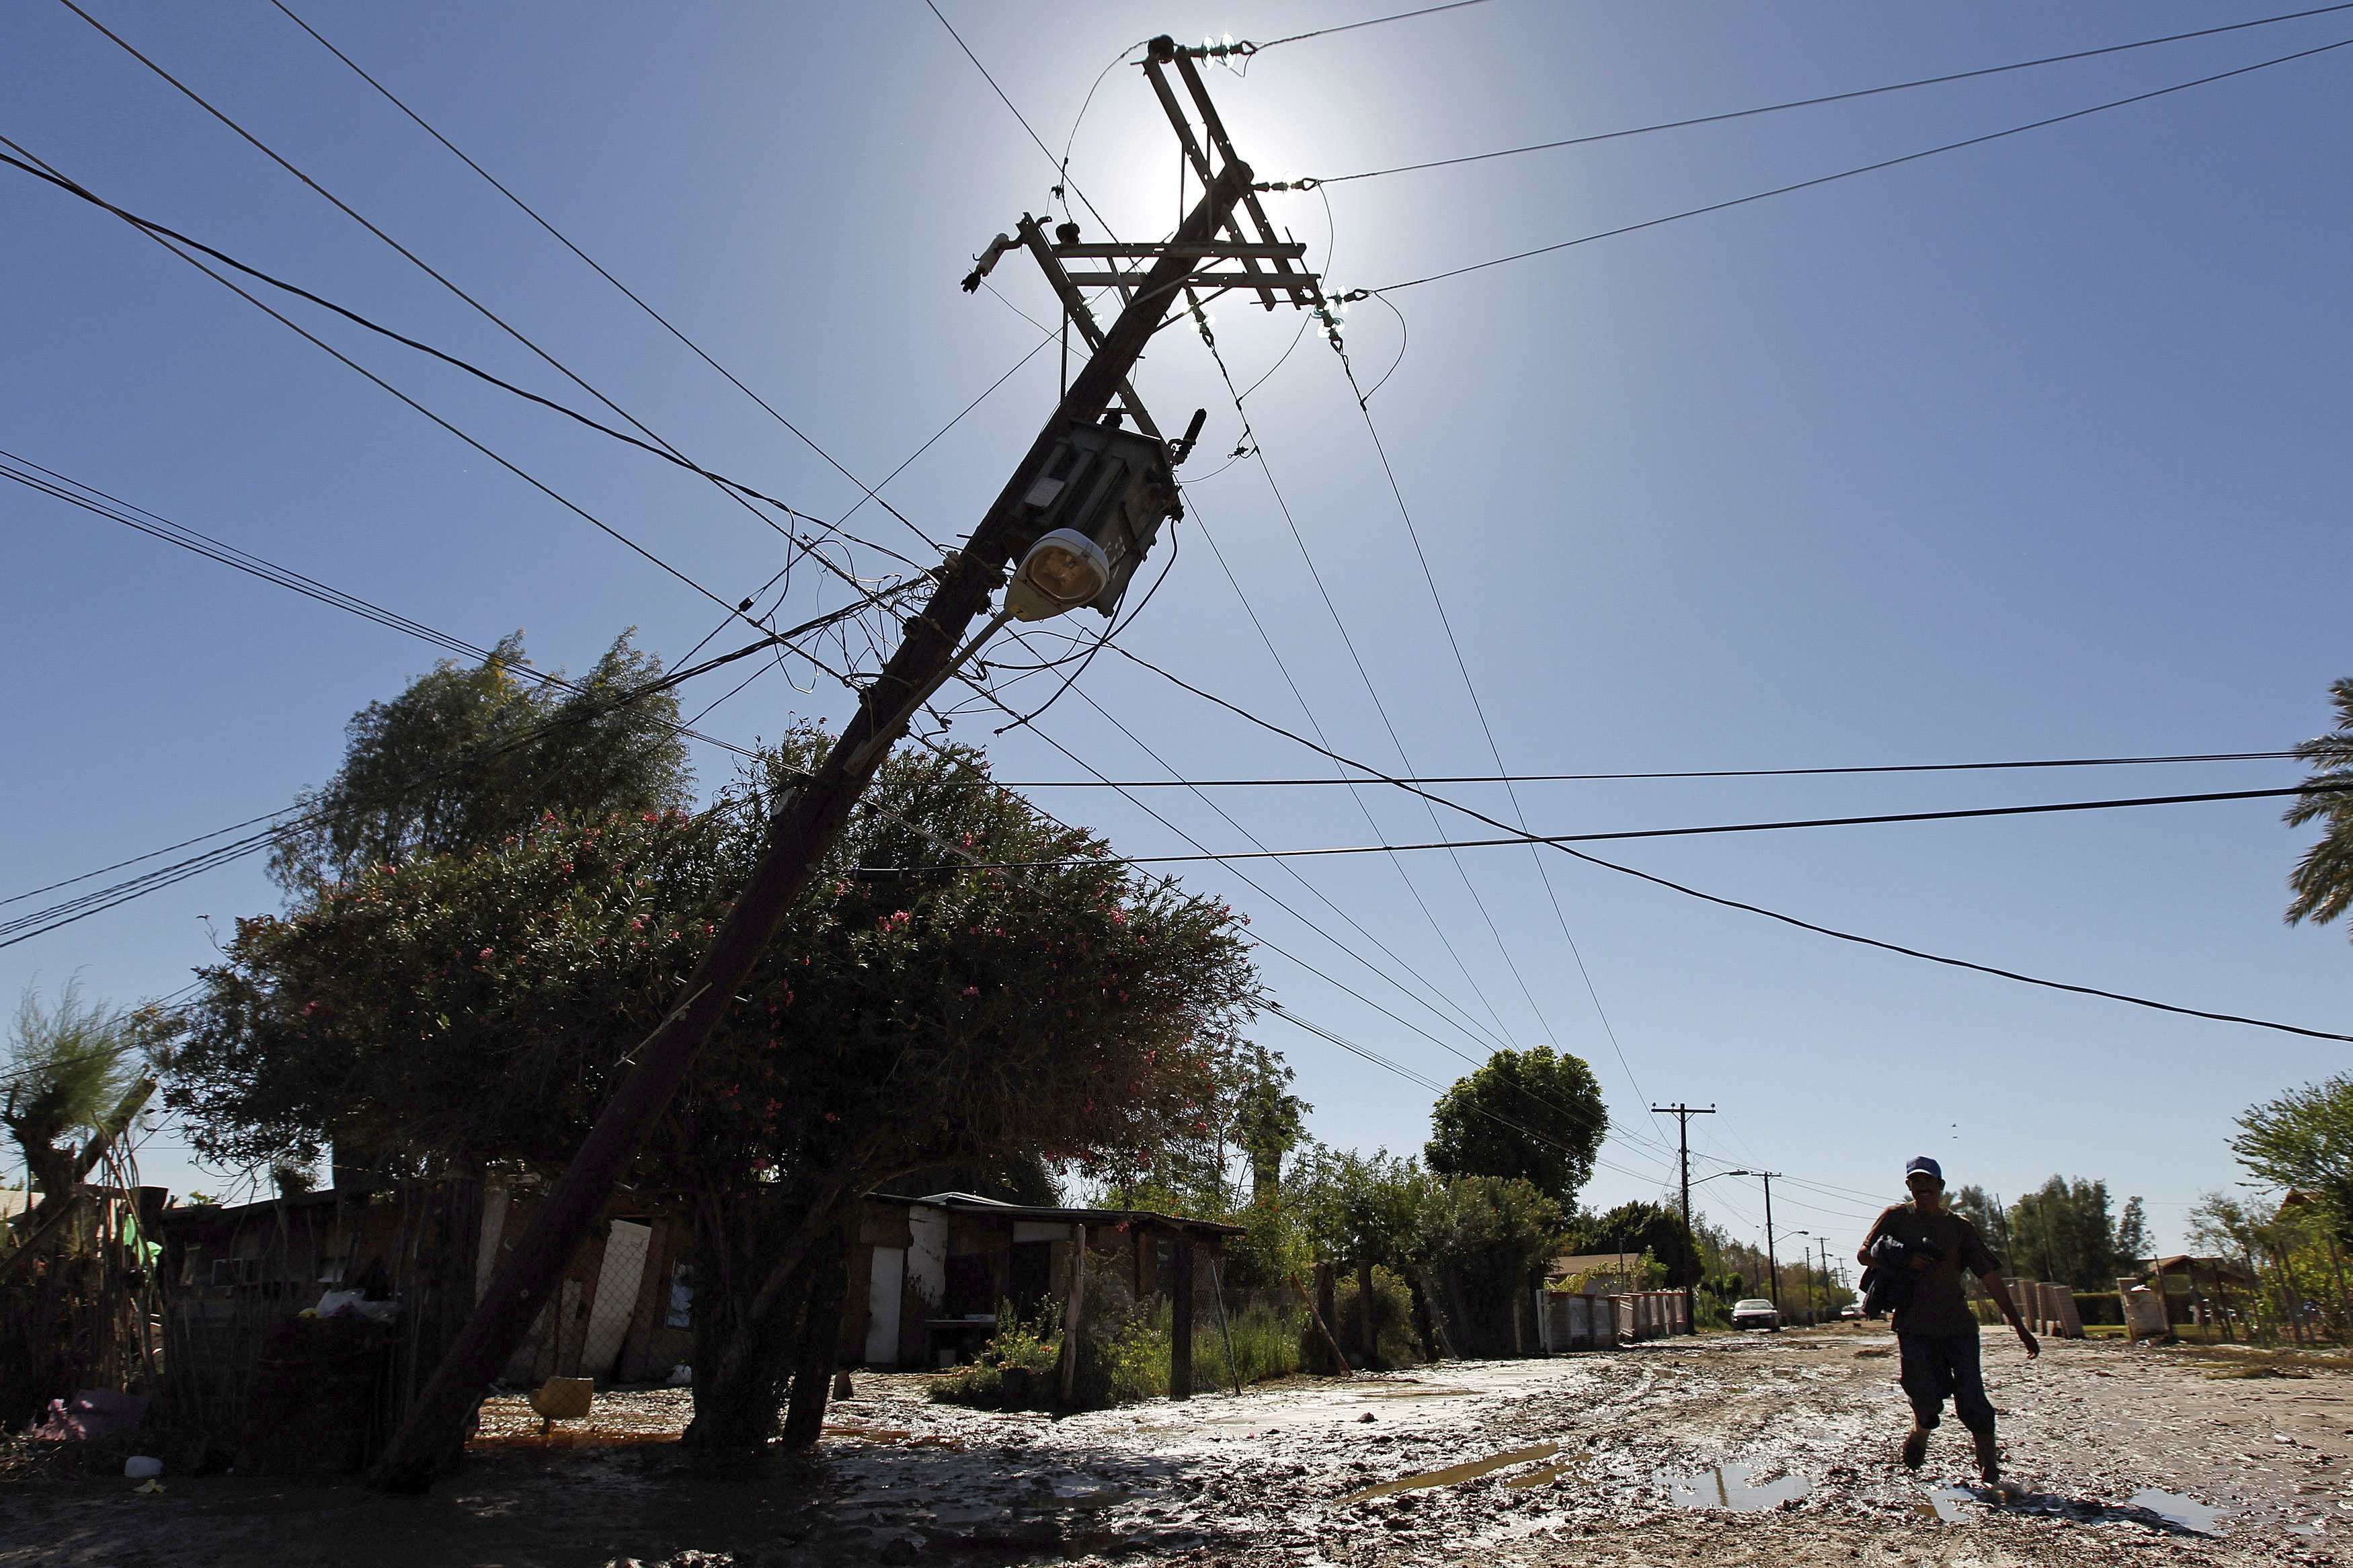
{"left": 372, "top": 162, "right": 1264, "bottom": 1491}
{"left": 374, "top": 37, "right": 1322, "bottom": 1487}
{"left": 1759, "top": 1171, "right": 1783, "bottom": 1315}
{"left": 1652, "top": 1103, "right": 1713, "bottom": 1335}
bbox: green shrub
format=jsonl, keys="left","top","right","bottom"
{"left": 1327, "top": 1266, "right": 1422, "bottom": 1368}
{"left": 929, "top": 1305, "right": 1063, "bottom": 1411}
{"left": 1198, "top": 1298, "right": 1305, "bottom": 1387}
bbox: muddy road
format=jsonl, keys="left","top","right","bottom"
{"left": 5, "top": 1327, "right": 2345, "bottom": 1565}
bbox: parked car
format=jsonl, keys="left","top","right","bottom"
{"left": 1839, "top": 1303, "right": 1864, "bottom": 1321}
{"left": 1731, "top": 1298, "right": 1780, "bottom": 1331}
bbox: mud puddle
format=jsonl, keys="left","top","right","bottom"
{"left": 2128, "top": 1486, "right": 2227, "bottom": 1533}
{"left": 1654, "top": 1460, "right": 1810, "bottom": 1511}
{"left": 1337, "top": 1442, "right": 1560, "bottom": 1503}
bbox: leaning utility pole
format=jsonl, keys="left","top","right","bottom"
{"left": 372, "top": 38, "right": 1319, "bottom": 1490}
{"left": 1652, "top": 1103, "right": 1714, "bottom": 1335}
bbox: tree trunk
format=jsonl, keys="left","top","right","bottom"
{"left": 1405, "top": 1271, "right": 1441, "bottom": 1363}
{"left": 1356, "top": 1259, "right": 1378, "bottom": 1370}
{"left": 779, "top": 1214, "right": 854, "bottom": 1450}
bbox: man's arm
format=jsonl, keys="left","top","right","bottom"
{"left": 1978, "top": 1270, "right": 2041, "bottom": 1358}
{"left": 1857, "top": 1206, "right": 1895, "bottom": 1268}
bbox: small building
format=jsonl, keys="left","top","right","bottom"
{"left": 852, "top": 1191, "right": 1242, "bottom": 1380}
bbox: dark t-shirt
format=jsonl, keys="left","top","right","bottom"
{"left": 1866, "top": 1202, "right": 1999, "bottom": 1338}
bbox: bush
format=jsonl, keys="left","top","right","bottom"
{"left": 1190, "top": 1297, "right": 1304, "bottom": 1388}
{"left": 1328, "top": 1266, "right": 1422, "bottom": 1368}
{"left": 929, "top": 1305, "right": 1063, "bottom": 1411}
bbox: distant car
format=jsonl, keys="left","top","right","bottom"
{"left": 1731, "top": 1298, "right": 1780, "bottom": 1331}
{"left": 1839, "top": 1303, "right": 1864, "bottom": 1320}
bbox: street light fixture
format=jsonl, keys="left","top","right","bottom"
{"left": 1005, "top": 528, "right": 1113, "bottom": 621}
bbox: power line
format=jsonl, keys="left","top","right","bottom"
{"left": 1105, "top": 642, "right": 2353, "bottom": 1045}
{"left": 990, "top": 624, "right": 1521, "bottom": 1064}
{"left": 258, "top": 0, "right": 945, "bottom": 555}
{"left": 0, "top": 146, "right": 930, "bottom": 581}
{"left": 1337, "top": 347, "right": 1659, "bottom": 1148}
{"left": 1371, "top": 33, "right": 2353, "bottom": 293}
{"left": 0, "top": 136, "right": 768, "bottom": 632}
{"left": 937, "top": 661, "right": 1683, "bottom": 1182}
{"left": 1249, "top": 0, "right": 1498, "bottom": 53}
{"left": 1300, "top": 3, "right": 2353, "bottom": 184}
{"left": 1181, "top": 497, "right": 1525, "bottom": 1053}
{"left": 984, "top": 749, "right": 2299, "bottom": 788}
{"left": 853, "top": 781, "right": 2353, "bottom": 868}
{"left": 0, "top": 624, "right": 805, "bottom": 953}
{"left": 52, "top": 0, "right": 857, "bottom": 584}
{"left": 1206, "top": 356, "right": 1568, "bottom": 1056}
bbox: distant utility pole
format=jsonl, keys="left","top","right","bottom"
{"left": 1818, "top": 1236, "right": 1834, "bottom": 1322}
{"left": 1726, "top": 1169, "right": 1784, "bottom": 1315}
{"left": 1652, "top": 1103, "right": 1714, "bottom": 1335}
{"left": 372, "top": 36, "right": 1322, "bottom": 1489}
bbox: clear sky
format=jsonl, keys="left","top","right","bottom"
{"left": 5, "top": 1, "right": 2349, "bottom": 1262}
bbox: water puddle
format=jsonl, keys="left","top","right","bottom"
{"left": 1655, "top": 1461, "right": 1810, "bottom": 1512}
{"left": 2128, "top": 1488, "right": 2225, "bottom": 1534}
{"left": 1920, "top": 1485, "right": 1980, "bottom": 1522}
{"left": 1505, "top": 1456, "right": 1581, "bottom": 1489}
{"left": 1336, "top": 1442, "right": 1559, "bottom": 1503}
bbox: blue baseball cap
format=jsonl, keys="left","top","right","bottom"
{"left": 1905, "top": 1156, "right": 1944, "bottom": 1182}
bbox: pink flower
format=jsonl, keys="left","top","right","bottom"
{"left": 961, "top": 985, "right": 980, "bottom": 997}
{"left": 478, "top": 947, "right": 494, "bottom": 960}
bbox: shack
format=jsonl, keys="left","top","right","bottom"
{"left": 852, "top": 1191, "right": 1242, "bottom": 1397}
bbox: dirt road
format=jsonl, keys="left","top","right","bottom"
{"left": 5, "top": 1327, "right": 2345, "bottom": 1565}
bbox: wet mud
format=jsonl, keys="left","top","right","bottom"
{"left": 3, "top": 1327, "right": 2345, "bottom": 1565}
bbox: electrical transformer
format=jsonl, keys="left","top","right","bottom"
{"left": 1012, "top": 421, "right": 1179, "bottom": 617}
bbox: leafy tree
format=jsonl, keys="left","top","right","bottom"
{"left": 1414, "top": 1174, "right": 1566, "bottom": 1357}
{"left": 171, "top": 732, "right": 1257, "bottom": 1444}
{"left": 1423, "top": 1045, "right": 1606, "bottom": 1207}
{"left": 1949, "top": 1185, "right": 2009, "bottom": 1254}
{"left": 1566, "top": 1199, "right": 1703, "bottom": 1288}
{"left": 2114, "top": 1196, "right": 2150, "bottom": 1266}
{"left": 268, "top": 631, "right": 691, "bottom": 892}
{"left": 3, "top": 981, "right": 156, "bottom": 1223}
{"left": 2286, "top": 678, "right": 2353, "bottom": 937}
{"left": 2007, "top": 1175, "right": 2122, "bottom": 1290}
{"left": 2232, "top": 1075, "right": 2353, "bottom": 1231}
{"left": 1231, "top": 1044, "right": 1309, "bottom": 1202}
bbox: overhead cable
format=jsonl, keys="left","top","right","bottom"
{"left": 52, "top": 0, "right": 862, "bottom": 579}
{"left": 1371, "top": 34, "right": 2353, "bottom": 293}
{"left": 0, "top": 147, "right": 928, "bottom": 578}
{"left": 987, "top": 749, "right": 2299, "bottom": 788}
{"left": 855, "top": 782, "right": 2353, "bottom": 868}
{"left": 1297, "top": 2, "right": 2353, "bottom": 185}
{"left": 1249, "top": 0, "right": 1498, "bottom": 53}
{"left": 1105, "top": 643, "right": 2353, "bottom": 1044}
{"left": 260, "top": 0, "right": 946, "bottom": 553}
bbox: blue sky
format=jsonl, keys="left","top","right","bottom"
{"left": 5, "top": 1, "right": 2349, "bottom": 1260}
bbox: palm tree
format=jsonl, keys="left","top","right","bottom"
{"left": 1, "top": 981, "right": 151, "bottom": 1227}
{"left": 2286, "top": 678, "right": 2353, "bottom": 934}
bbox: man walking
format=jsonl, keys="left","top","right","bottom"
{"left": 1858, "top": 1156, "right": 2038, "bottom": 1483}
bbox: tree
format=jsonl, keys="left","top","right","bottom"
{"left": 169, "top": 732, "right": 1258, "bottom": 1444}
{"left": 2233, "top": 1075, "right": 2353, "bottom": 1231}
{"left": 1566, "top": 1199, "right": 1703, "bottom": 1288}
{"left": 1423, "top": 1045, "right": 1606, "bottom": 1207}
{"left": 3, "top": 981, "right": 155, "bottom": 1225}
{"left": 2113, "top": 1196, "right": 2150, "bottom": 1266}
{"left": 2286, "top": 677, "right": 2353, "bottom": 938}
{"left": 267, "top": 631, "right": 691, "bottom": 893}
{"left": 1414, "top": 1174, "right": 1565, "bottom": 1357}
{"left": 1232, "top": 1045, "right": 1309, "bottom": 1202}
{"left": 2007, "top": 1175, "right": 2120, "bottom": 1290}
{"left": 1950, "top": 1185, "right": 2011, "bottom": 1260}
